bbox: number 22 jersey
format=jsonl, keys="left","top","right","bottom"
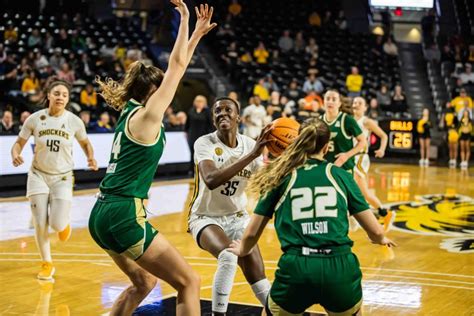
{"left": 190, "top": 131, "right": 263, "bottom": 216}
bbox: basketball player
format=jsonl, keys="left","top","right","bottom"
{"left": 10, "top": 80, "right": 98, "bottom": 280}
{"left": 229, "top": 118, "right": 397, "bottom": 316}
{"left": 351, "top": 97, "right": 390, "bottom": 218}
{"left": 188, "top": 97, "right": 272, "bottom": 315}
{"left": 322, "top": 90, "right": 367, "bottom": 173}
{"left": 88, "top": 2, "right": 216, "bottom": 315}
{"left": 459, "top": 110, "right": 472, "bottom": 170}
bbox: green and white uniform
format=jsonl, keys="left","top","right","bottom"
{"left": 255, "top": 159, "right": 369, "bottom": 315}
{"left": 323, "top": 112, "right": 363, "bottom": 171}
{"left": 89, "top": 99, "right": 165, "bottom": 260}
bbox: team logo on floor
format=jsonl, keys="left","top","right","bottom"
{"left": 386, "top": 194, "right": 474, "bottom": 236}
{"left": 440, "top": 237, "right": 474, "bottom": 254}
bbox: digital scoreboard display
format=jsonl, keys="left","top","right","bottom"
{"left": 388, "top": 120, "right": 414, "bottom": 150}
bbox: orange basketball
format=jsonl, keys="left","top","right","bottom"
{"left": 266, "top": 117, "right": 300, "bottom": 157}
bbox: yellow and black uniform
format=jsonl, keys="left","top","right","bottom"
{"left": 444, "top": 109, "right": 459, "bottom": 143}
{"left": 417, "top": 118, "right": 431, "bottom": 139}
{"left": 255, "top": 159, "right": 369, "bottom": 315}
{"left": 89, "top": 99, "right": 165, "bottom": 260}
{"left": 459, "top": 116, "right": 472, "bottom": 141}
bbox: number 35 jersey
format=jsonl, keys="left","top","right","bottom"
{"left": 190, "top": 131, "right": 263, "bottom": 216}
{"left": 19, "top": 109, "right": 87, "bottom": 174}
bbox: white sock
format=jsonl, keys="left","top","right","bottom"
{"left": 251, "top": 278, "right": 271, "bottom": 306}
{"left": 49, "top": 199, "right": 71, "bottom": 232}
{"left": 30, "top": 194, "right": 52, "bottom": 262}
{"left": 212, "top": 250, "right": 238, "bottom": 313}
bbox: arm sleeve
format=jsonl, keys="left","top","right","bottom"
{"left": 73, "top": 116, "right": 88, "bottom": 141}
{"left": 345, "top": 115, "right": 362, "bottom": 137}
{"left": 194, "top": 136, "right": 214, "bottom": 164}
{"left": 335, "top": 168, "right": 369, "bottom": 215}
{"left": 18, "top": 114, "right": 35, "bottom": 140}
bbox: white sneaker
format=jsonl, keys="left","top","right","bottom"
{"left": 424, "top": 159, "right": 429, "bottom": 167}
{"left": 419, "top": 159, "right": 425, "bottom": 167}
{"left": 449, "top": 160, "right": 456, "bottom": 168}
{"left": 460, "top": 161, "right": 468, "bottom": 170}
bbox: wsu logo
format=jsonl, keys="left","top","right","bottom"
{"left": 386, "top": 194, "right": 474, "bottom": 236}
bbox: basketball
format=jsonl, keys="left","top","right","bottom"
{"left": 266, "top": 117, "right": 300, "bottom": 157}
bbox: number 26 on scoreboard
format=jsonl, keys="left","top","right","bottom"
{"left": 389, "top": 132, "right": 412, "bottom": 149}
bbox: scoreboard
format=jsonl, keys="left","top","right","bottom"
{"left": 372, "top": 119, "right": 419, "bottom": 155}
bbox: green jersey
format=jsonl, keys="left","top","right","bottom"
{"left": 254, "top": 159, "right": 369, "bottom": 251}
{"left": 323, "top": 112, "right": 362, "bottom": 170}
{"left": 100, "top": 100, "right": 166, "bottom": 199}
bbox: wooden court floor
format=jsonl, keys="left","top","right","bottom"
{"left": 0, "top": 163, "right": 473, "bottom": 315}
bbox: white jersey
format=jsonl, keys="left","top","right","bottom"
{"left": 242, "top": 104, "right": 267, "bottom": 139}
{"left": 190, "top": 131, "right": 263, "bottom": 216}
{"left": 19, "top": 109, "right": 87, "bottom": 174}
{"left": 354, "top": 115, "right": 370, "bottom": 153}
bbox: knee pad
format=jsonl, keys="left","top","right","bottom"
{"left": 217, "top": 249, "right": 238, "bottom": 267}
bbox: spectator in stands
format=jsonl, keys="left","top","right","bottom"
{"left": 453, "top": 45, "right": 464, "bottom": 64}
{"left": 303, "top": 74, "right": 324, "bottom": 95}
{"left": 57, "top": 63, "right": 75, "bottom": 84}
{"left": 451, "top": 78, "right": 464, "bottom": 98}
{"left": 421, "top": 9, "right": 436, "bottom": 45}
{"left": 221, "top": 41, "right": 239, "bottom": 73}
{"left": 308, "top": 11, "right": 321, "bottom": 27}
{"left": 79, "top": 111, "right": 92, "bottom": 132}
{"left": 49, "top": 48, "right": 66, "bottom": 72}
{"left": 100, "top": 41, "right": 116, "bottom": 60}
{"left": 376, "top": 84, "right": 391, "bottom": 111}
{"left": 141, "top": 52, "right": 154, "bottom": 67}
{"left": 114, "top": 40, "right": 127, "bottom": 61}
{"left": 0, "top": 54, "right": 18, "bottom": 93}
{"left": 18, "top": 111, "right": 31, "bottom": 131}
{"left": 346, "top": 66, "right": 363, "bottom": 97}
{"left": 71, "top": 30, "right": 86, "bottom": 52}
{"left": 284, "top": 79, "right": 303, "bottom": 103}
{"left": 391, "top": 84, "right": 408, "bottom": 114}
{"left": 367, "top": 98, "right": 380, "bottom": 119}
{"left": 185, "top": 95, "right": 213, "bottom": 175}
{"left": 263, "top": 75, "right": 279, "bottom": 93}
{"left": 294, "top": 31, "right": 306, "bottom": 53}
{"left": 253, "top": 78, "right": 270, "bottom": 102}
{"left": 228, "top": 0, "right": 242, "bottom": 17}
{"left": 43, "top": 31, "right": 54, "bottom": 51}
{"left": 216, "top": 14, "right": 235, "bottom": 39}
{"left": 175, "top": 111, "right": 187, "bottom": 131}
{"left": 228, "top": 91, "right": 239, "bottom": 103}
{"left": 21, "top": 70, "right": 40, "bottom": 93}
{"left": 242, "top": 95, "right": 267, "bottom": 139}
{"left": 371, "top": 35, "right": 384, "bottom": 57}
{"left": 85, "top": 37, "right": 97, "bottom": 51}
{"left": 0, "top": 44, "right": 6, "bottom": 63}
{"left": 268, "top": 91, "right": 283, "bottom": 119}
{"left": 383, "top": 37, "right": 398, "bottom": 56}
{"left": 440, "top": 45, "right": 455, "bottom": 63}
{"left": 305, "top": 37, "right": 319, "bottom": 59}
{"left": 424, "top": 43, "right": 440, "bottom": 63}
{"left": 34, "top": 50, "right": 49, "bottom": 69}
{"left": 27, "top": 29, "right": 42, "bottom": 48}
{"left": 240, "top": 50, "right": 252, "bottom": 64}
{"left": 4, "top": 24, "right": 18, "bottom": 43}
{"left": 80, "top": 83, "right": 98, "bottom": 111}
{"left": 91, "top": 112, "right": 113, "bottom": 133}
{"left": 164, "top": 107, "right": 186, "bottom": 131}
{"left": 468, "top": 45, "right": 474, "bottom": 63}
{"left": 307, "top": 58, "right": 319, "bottom": 76}
{"left": 459, "top": 64, "right": 474, "bottom": 85}
{"left": 78, "top": 52, "right": 94, "bottom": 78}
{"left": 0, "top": 110, "right": 18, "bottom": 135}
{"left": 278, "top": 30, "right": 294, "bottom": 54}
{"left": 304, "top": 90, "right": 323, "bottom": 110}
{"left": 451, "top": 88, "right": 473, "bottom": 115}
{"left": 263, "top": 105, "right": 275, "bottom": 125}
{"left": 56, "top": 28, "right": 71, "bottom": 49}
{"left": 281, "top": 95, "right": 296, "bottom": 117}
{"left": 253, "top": 42, "right": 269, "bottom": 64}
{"left": 335, "top": 10, "right": 347, "bottom": 30}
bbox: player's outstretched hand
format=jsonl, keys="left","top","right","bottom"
{"left": 171, "top": 0, "right": 189, "bottom": 19}
{"left": 193, "top": 3, "right": 217, "bottom": 36}
{"left": 12, "top": 154, "right": 24, "bottom": 167}
{"left": 375, "top": 236, "right": 398, "bottom": 248}
{"left": 88, "top": 158, "right": 98, "bottom": 171}
{"left": 252, "top": 124, "right": 274, "bottom": 158}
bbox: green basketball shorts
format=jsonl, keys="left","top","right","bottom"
{"left": 267, "top": 247, "right": 362, "bottom": 315}
{"left": 88, "top": 194, "right": 158, "bottom": 261}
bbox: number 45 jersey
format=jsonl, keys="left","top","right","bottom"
{"left": 19, "top": 109, "right": 87, "bottom": 174}
{"left": 191, "top": 131, "right": 263, "bottom": 216}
